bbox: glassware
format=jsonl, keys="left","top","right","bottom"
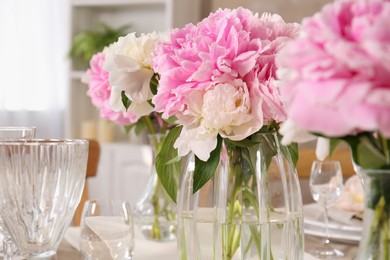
{"left": 355, "top": 168, "right": 390, "bottom": 260}
{"left": 177, "top": 132, "right": 304, "bottom": 260}
{"left": 0, "top": 139, "right": 88, "bottom": 259}
{"left": 133, "top": 134, "right": 176, "bottom": 241}
{"left": 0, "top": 126, "right": 36, "bottom": 139}
{"left": 0, "top": 126, "right": 36, "bottom": 259}
{"left": 309, "top": 160, "right": 344, "bottom": 258}
{"left": 80, "top": 199, "right": 135, "bottom": 260}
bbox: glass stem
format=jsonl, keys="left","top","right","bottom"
{"left": 3, "top": 238, "right": 19, "bottom": 260}
{"left": 324, "top": 205, "right": 330, "bottom": 245}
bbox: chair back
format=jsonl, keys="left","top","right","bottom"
{"left": 73, "top": 139, "right": 101, "bottom": 226}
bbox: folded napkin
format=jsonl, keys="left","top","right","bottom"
{"left": 328, "top": 206, "right": 363, "bottom": 226}
{"left": 64, "top": 225, "right": 178, "bottom": 260}
{"left": 64, "top": 226, "right": 81, "bottom": 251}
{"left": 84, "top": 216, "right": 134, "bottom": 259}
{"left": 303, "top": 203, "right": 362, "bottom": 230}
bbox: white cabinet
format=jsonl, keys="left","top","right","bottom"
{"left": 87, "top": 143, "right": 153, "bottom": 207}
{"left": 66, "top": 0, "right": 201, "bottom": 139}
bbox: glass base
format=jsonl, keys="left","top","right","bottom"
{"left": 310, "top": 245, "right": 344, "bottom": 258}
{"left": 139, "top": 223, "right": 176, "bottom": 242}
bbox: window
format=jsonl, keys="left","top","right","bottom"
{"left": 0, "top": 0, "right": 69, "bottom": 138}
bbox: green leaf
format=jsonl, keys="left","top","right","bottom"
{"left": 150, "top": 73, "right": 159, "bottom": 95}
{"left": 286, "top": 142, "right": 299, "bottom": 168}
{"left": 121, "top": 91, "right": 131, "bottom": 110}
{"left": 156, "top": 126, "right": 183, "bottom": 202}
{"left": 329, "top": 138, "right": 342, "bottom": 157}
{"left": 134, "top": 119, "right": 147, "bottom": 135}
{"left": 164, "top": 116, "right": 178, "bottom": 124}
{"left": 68, "top": 22, "right": 131, "bottom": 64}
{"left": 165, "top": 156, "right": 182, "bottom": 165}
{"left": 224, "top": 138, "right": 259, "bottom": 148}
{"left": 193, "top": 135, "right": 223, "bottom": 193}
{"left": 342, "top": 133, "right": 387, "bottom": 169}
{"left": 123, "top": 125, "right": 133, "bottom": 134}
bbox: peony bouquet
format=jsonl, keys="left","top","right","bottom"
{"left": 83, "top": 32, "right": 170, "bottom": 136}
{"left": 83, "top": 32, "right": 176, "bottom": 241}
{"left": 277, "top": 0, "right": 390, "bottom": 258}
{"left": 83, "top": 51, "right": 140, "bottom": 126}
{"left": 152, "top": 7, "right": 302, "bottom": 259}
{"left": 153, "top": 6, "right": 300, "bottom": 201}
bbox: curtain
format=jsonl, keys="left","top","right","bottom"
{"left": 0, "top": 0, "right": 69, "bottom": 138}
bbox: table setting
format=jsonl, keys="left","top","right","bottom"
{"left": 61, "top": 225, "right": 324, "bottom": 260}
{"left": 303, "top": 203, "right": 362, "bottom": 244}
{"left": 0, "top": 0, "right": 389, "bottom": 258}
{"left": 304, "top": 174, "right": 364, "bottom": 247}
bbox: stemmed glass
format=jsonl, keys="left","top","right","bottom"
{"left": 309, "top": 160, "right": 344, "bottom": 258}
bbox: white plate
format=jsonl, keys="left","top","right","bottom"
{"left": 303, "top": 204, "right": 362, "bottom": 244}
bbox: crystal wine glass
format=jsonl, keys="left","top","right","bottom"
{"left": 309, "top": 160, "right": 344, "bottom": 258}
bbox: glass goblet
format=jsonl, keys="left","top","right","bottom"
{"left": 309, "top": 160, "right": 344, "bottom": 258}
{"left": 0, "top": 139, "right": 88, "bottom": 259}
{"left": 0, "top": 126, "right": 36, "bottom": 259}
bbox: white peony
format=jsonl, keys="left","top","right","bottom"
{"left": 103, "top": 32, "right": 167, "bottom": 116}
{"left": 335, "top": 175, "right": 364, "bottom": 213}
{"left": 174, "top": 81, "right": 263, "bottom": 161}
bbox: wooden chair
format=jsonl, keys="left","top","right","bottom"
{"left": 73, "top": 139, "right": 101, "bottom": 226}
{"left": 296, "top": 145, "right": 355, "bottom": 179}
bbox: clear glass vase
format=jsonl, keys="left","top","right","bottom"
{"left": 177, "top": 132, "right": 304, "bottom": 260}
{"left": 133, "top": 134, "right": 177, "bottom": 241}
{"left": 355, "top": 168, "right": 390, "bottom": 260}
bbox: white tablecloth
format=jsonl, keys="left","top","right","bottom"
{"left": 65, "top": 227, "right": 319, "bottom": 260}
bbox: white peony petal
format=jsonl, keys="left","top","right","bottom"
{"left": 315, "top": 137, "right": 330, "bottom": 161}
{"left": 174, "top": 126, "right": 218, "bottom": 161}
{"left": 279, "top": 119, "right": 316, "bottom": 145}
{"left": 109, "top": 86, "right": 126, "bottom": 112}
{"left": 130, "top": 102, "right": 154, "bottom": 117}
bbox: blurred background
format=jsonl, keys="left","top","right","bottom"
{"left": 0, "top": 0, "right": 331, "bottom": 140}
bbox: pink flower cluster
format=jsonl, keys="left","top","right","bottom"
{"left": 278, "top": 0, "right": 390, "bottom": 138}
{"left": 153, "top": 8, "right": 299, "bottom": 123}
{"left": 84, "top": 52, "right": 139, "bottom": 126}
{"left": 152, "top": 8, "right": 299, "bottom": 160}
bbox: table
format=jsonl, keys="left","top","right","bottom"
{"left": 305, "top": 235, "right": 358, "bottom": 260}
{"left": 56, "top": 230, "right": 359, "bottom": 260}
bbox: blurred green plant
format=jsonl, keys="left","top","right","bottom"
{"left": 69, "top": 22, "right": 130, "bottom": 67}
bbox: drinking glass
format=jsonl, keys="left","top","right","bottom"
{"left": 80, "top": 199, "right": 135, "bottom": 260}
{"left": 309, "top": 160, "right": 344, "bottom": 258}
{"left": 0, "top": 139, "right": 88, "bottom": 259}
{"left": 0, "top": 126, "right": 36, "bottom": 259}
{"left": 0, "top": 126, "right": 36, "bottom": 139}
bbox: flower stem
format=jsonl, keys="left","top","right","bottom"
{"left": 143, "top": 116, "right": 156, "bottom": 135}
{"left": 224, "top": 145, "right": 243, "bottom": 260}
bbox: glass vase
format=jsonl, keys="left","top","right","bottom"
{"left": 177, "top": 132, "right": 304, "bottom": 260}
{"left": 355, "top": 168, "right": 390, "bottom": 260}
{"left": 133, "top": 134, "right": 177, "bottom": 241}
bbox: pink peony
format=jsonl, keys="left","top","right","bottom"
{"left": 83, "top": 52, "right": 139, "bottom": 126}
{"left": 153, "top": 8, "right": 300, "bottom": 160}
{"left": 277, "top": 0, "right": 390, "bottom": 138}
